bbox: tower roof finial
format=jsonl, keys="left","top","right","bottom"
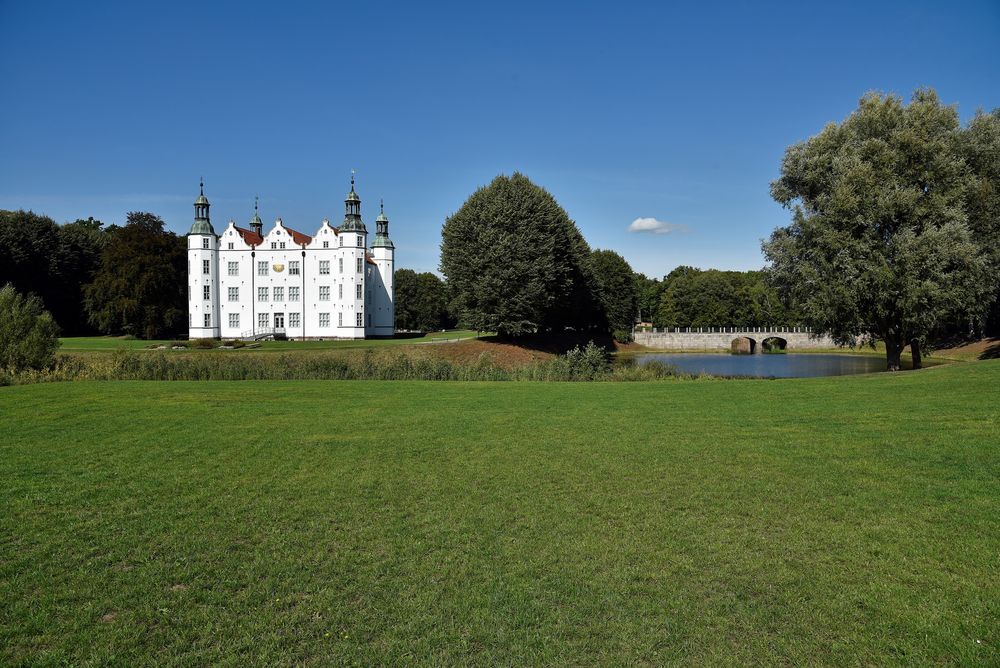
{"left": 380, "top": 198, "right": 384, "bottom": 214}
{"left": 200, "top": 177, "right": 204, "bottom": 195}
{"left": 254, "top": 195, "right": 259, "bottom": 215}
{"left": 351, "top": 169, "right": 356, "bottom": 191}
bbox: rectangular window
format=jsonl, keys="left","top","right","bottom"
{"left": 356, "top": 283, "right": 362, "bottom": 299}
{"left": 204, "top": 313, "right": 211, "bottom": 327}
{"left": 356, "top": 312, "right": 363, "bottom": 327}
{"left": 228, "top": 287, "right": 238, "bottom": 302}
{"left": 289, "top": 261, "right": 300, "bottom": 275}
{"left": 338, "top": 284, "right": 343, "bottom": 299}
{"left": 202, "top": 238, "right": 209, "bottom": 249}
{"left": 271, "top": 242, "right": 277, "bottom": 249}
{"left": 273, "top": 287, "right": 284, "bottom": 301}
{"left": 338, "top": 312, "right": 343, "bottom": 326}
{"left": 339, "top": 236, "right": 344, "bottom": 247}
{"left": 203, "top": 260, "right": 210, "bottom": 275}
{"left": 319, "top": 260, "right": 330, "bottom": 275}
{"left": 323, "top": 240, "right": 329, "bottom": 248}
{"left": 227, "top": 242, "right": 234, "bottom": 250}
{"left": 280, "top": 242, "right": 286, "bottom": 249}
{"left": 229, "top": 313, "right": 240, "bottom": 328}
{"left": 258, "top": 287, "right": 268, "bottom": 302}
{"left": 356, "top": 258, "right": 362, "bottom": 273}
{"left": 319, "top": 286, "right": 330, "bottom": 301}
{"left": 289, "top": 312, "right": 300, "bottom": 328}
{"left": 319, "top": 312, "right": 330, "bottom": 328}
{"left": 257, "top": 261, "right": 268, "bottom": 276}
{"left": 258, "top": 313, "right": 269, "bottom": 328}
{"left": 338, "top": 258, "right": 344, "bottom": 273}
{"left": 289, "top": 286, "right": 299, "bottom": 302}
{"left": 228, "top": 261, "right": 238, "bottom": 276}
{"left": 203, "top": 285, "right": 210, "bottom": 301}
{"left": 357, "top": 236, "right": 363, "bottom": 248}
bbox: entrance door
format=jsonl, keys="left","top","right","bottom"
{"left": 274, "top": 313, "right": 285, "bottom": 328}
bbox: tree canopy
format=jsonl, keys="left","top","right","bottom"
{"left": 84, "top": 212, "right": 186, "bottom": 339}
{"left": 764, "top": 89, "right": 992, "bottom": 370}
{"left": 589, "top": 249, "right": 637, "bottom": 340}
{"left": 394, "top": 269, "right": 454, "bottom": 332}
{"left": 440, "top": 173, "right": 601, "bottom": 337}
{"left": 0, "top": 283, "right": 60, "bottom": 372}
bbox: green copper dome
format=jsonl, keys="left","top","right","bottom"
{"left": 188, "top": 219, "right": 216, "bottom": 235}
{"left": 371, "top": 233, "right": 394, "bottom": 249}
{"left": 340, "top": 216, "right": 367, "bottom": 233}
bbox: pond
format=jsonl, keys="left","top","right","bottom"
{"left": 625, "top": 353, "right": 887, "bottom": 378}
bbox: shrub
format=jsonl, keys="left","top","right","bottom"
{"left": 0, "top": 283, "right": 60, "bottom": 373}
{"left": 612, "top": 329, "right": 633, "bottom": 344}
{"left": 191, "top": 338, "right": 216, "bottom": 349}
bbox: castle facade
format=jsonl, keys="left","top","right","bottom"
{"left": 187, "top": 176, "right": 394, "bottom": 340}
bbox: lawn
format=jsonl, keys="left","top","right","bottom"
{"left": 57, "top": 330, "right": 481, "bottom": 354}
{"left": 2, "top": 363, "right": 998, "bottom": 665}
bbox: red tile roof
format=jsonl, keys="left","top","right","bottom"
{"left": 234, "top": 226, "right": 263, "bottom": 246}
{"left": 284, "top": 226, "right": 313, "bottom": 246}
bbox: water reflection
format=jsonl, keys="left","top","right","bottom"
{"left": 625, "top": 353, "right": 888, "bottom": 378}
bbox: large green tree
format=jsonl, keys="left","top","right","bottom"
{"left": 394, "top": 269, "right": 454, "bottom": 331}
{"left": 84, "top": 212, "right": 186, "bottom": 339}
{"left": 590, "top": 249, "right": 637, "bottom": 339}
{"left": 440, "top": 173, "right": 601, "bottom": 337}
{"left": 652, "top": 267, "right": 792, "bottom": 328}
{"left": 764, "top": 89, "right": 991, "bottom": 370}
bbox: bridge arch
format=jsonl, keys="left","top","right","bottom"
{"left": 762, "top": 336, "right": 788, "bottom": 352}
{"left": 731, "top": 336, "right": 757, "bottom": 354}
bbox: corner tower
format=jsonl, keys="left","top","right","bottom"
{"left": 369, "top": 199, "right": 395, "bottom": 337}
{"left": 188, "top": 179, "right": 220, "bottom": 338}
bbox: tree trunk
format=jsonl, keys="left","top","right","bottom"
{"left": 910, "top": 338, "right": 922, "bottom": 370}
{"left": 885, "top": 337, "right": 902, "bottom": 372}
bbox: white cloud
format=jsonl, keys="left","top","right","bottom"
{"left": 627, "top": 217, "right": 688, "bottom": 235}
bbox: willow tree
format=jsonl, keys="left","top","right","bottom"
{"left": 764, "top": 89, "right": 991, "bottom": 370}
{"left": 440, "top": 173, "right": 601, "bottom": 337}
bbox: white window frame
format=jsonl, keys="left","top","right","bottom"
{"left": 289, "top": 261, "right": 300, "bottom": 276}
{"left": 289, "top": 312, "right": 300, "bottom": 328}
{"left": 228, "top": 287, "right": 238, "bottom": 302}
{"left": 289, "top": 286, "right": 299, "bottom": 302}
{"left": 319, "top": 260, "right": 330, "bottom": 275}
{"left": 319, "top": 286, "right": 330, "bottom": 301}
{"left": 319, "top": 312, "right": 330, "bottom": 328}
{"left": 203, "top": 285, "right": 210, "bottom": 301}
{"left": 229, "top": 313, "right": 240, "bottom": 328}
{"left": 258, "top": 287, "right": 268, "bottom": 302}
{"left": 203, "top": 260, "right": 210, "bottom": 275}
{"left": 228, "top": 261, "right": 238, "bottom": 276}
{"left": 273, "top": 286, "right": 284, "bottom": 302}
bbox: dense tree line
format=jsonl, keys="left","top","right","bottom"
{"left": 0, "top": 210, "right": 186, "bottom": 339}
{"left": 393, "top": 269, "right": 455, "bottom": 331}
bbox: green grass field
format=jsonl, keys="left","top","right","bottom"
{"left": 57, "top": 330, "right": 480, "bottom": 354}
{"left": 2, "top": 363, "right": 999, "bottom": 665}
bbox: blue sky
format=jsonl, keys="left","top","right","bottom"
{"left": 1, "top": 1, "right": 998, "bottom": 277}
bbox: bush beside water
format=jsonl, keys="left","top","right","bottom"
{"left": 2, "top": 342, "right": 692, "bottom": 385}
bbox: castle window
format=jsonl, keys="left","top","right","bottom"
{"left": 228, "top": 287, "right": 238, "bottom": 302}
{"left": 338, "top": 284, "right": 343, "bottom": 299}
{"left": 319, "top": 286, "right": 330, "bottom": 301}
{"left": 229, "top": 313, "right": 240, "bottom": 328}
{"left": 203, "top": 260, "right": 210, "bottom": 275}
{"left": 289, "top": 312, "right": 300, "bottom": 328}
{"left": 338, "top": 312, "right": 343, "bottom": 326}
{"left": 273, "top": 286, "right": 284, "bottom": 302}
{"left": 228, "top": 262, "right": 238, "bottom": 276}
{"left": 357, "top": 236, "right": 362, "bottom": 248}
{"left": 203, "top": 285, "right": 210, "bottom": 300}
{"left": 257, "top": 261, "right": 268, "bottom": 276}
{"left": 258, "top": 313, "right": 269, "bottom": 328}
{"left": 289, "top": 286, "right": 299, "bottom": 302}
{"left": 356, "top": 284, "right": 362, "bottom": 299}
{"left": 356, "top": 258, "right": 362, "bottom": 273}
{"left": 289, "top": 261, "right": 300, "bottom": 275}
{"left": 356, "top": 312, "right": 363, "bottom": 327}
{"left": 319, "top": 260, "right": 330, "bottom": 275}
{"left": 280, "top": 242, "right": 286, "bottom": 249}
{"left": 228, "top": 242, "right": 234, "bottom": 250}
{"left": 339, "top": 258, "right": 343, "bottom": 273}
{"left": 339, "top": 236, "right": 344, "bottom": 247}
{"left": 319, "top": 313, "right": 330, "bottom": 328}
{"left": 271, "top": 242, "right": 277, "bottom": 249}
{"left": 204, "top": 313, "right": 211, "bottom": 327}
{"left": 323, "top": 241, "right": 329, "bottom": 248}
{"left": 258, "top": 287, "right": 268, "bottom": 302}
{"left": 202, "top": 238, "right": 209, "bottom": 249}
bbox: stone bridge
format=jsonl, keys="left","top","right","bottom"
{"left": 633, "top": 326, "right": 836, "bottom": 353}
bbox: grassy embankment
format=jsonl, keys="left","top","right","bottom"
{"left": 2, "top": 361, "right": 998, "bottom": 665}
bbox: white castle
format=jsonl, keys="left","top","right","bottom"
{"left": 187, "top": 175, "right": 395, "bottom": 340}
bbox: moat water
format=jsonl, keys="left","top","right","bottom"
{"left": 626, "top": 353, "right": 887, "bottom": 378}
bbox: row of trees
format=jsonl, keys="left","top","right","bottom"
{"left": 0, "top": 210, "right": 187, "bottom": 339}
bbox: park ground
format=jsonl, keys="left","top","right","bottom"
{"left": 2, "top": 360, "right": 998, "bottom": 664}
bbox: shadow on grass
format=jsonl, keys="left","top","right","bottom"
{"left": 980, "top": 340, "right": 1000, "bottom": 360}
